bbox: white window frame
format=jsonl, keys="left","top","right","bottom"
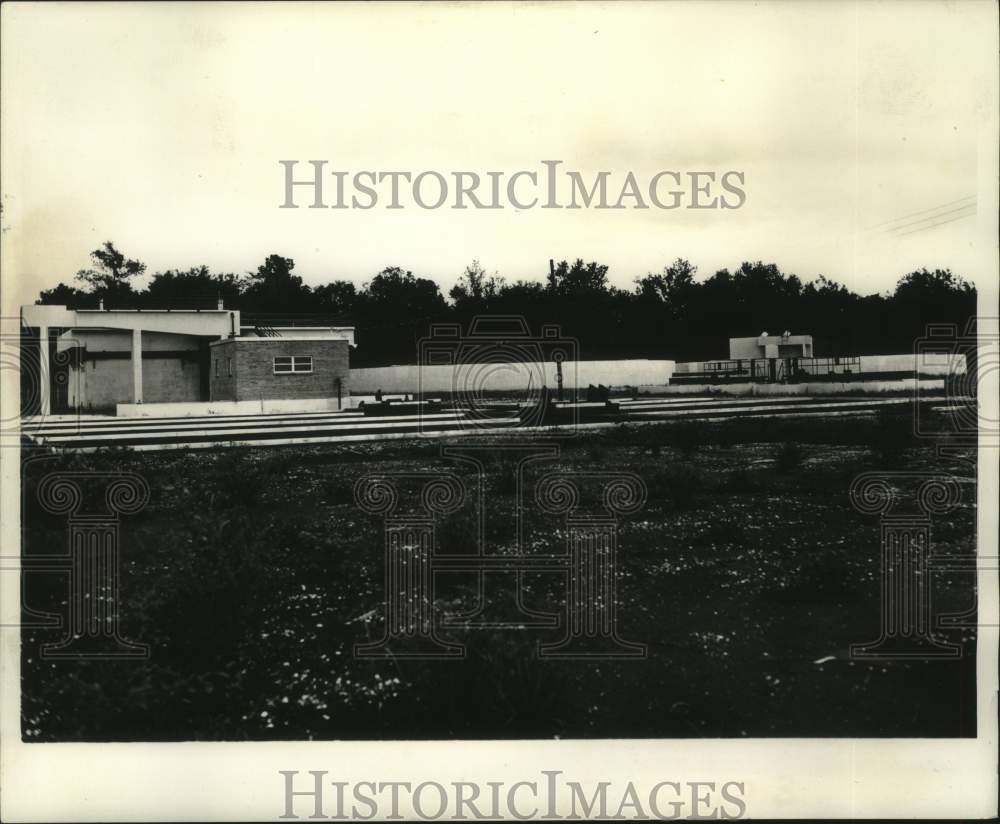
{"left": 273, "top": 355, "right": 313, "bottom": 374}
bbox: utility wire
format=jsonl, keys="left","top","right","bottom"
{"left": 864, "top": 195, "right": 977, "bottom": 231}
{"left": 887, "top": 202, "right": 978, "bottom": 235}
{"left": 894, "top": 209, "right": 977, "bottom": 237}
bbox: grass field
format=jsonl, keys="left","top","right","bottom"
{"left": 20, "top": 408, "right": 978, "bottom": 740}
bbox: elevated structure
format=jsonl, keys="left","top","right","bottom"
{"left": 729, "top": 332, "right": 814, "bottom": 360}
{"left": 20, "top": 303, "right": 354, "bottom": 415}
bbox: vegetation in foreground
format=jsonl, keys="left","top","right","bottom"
{"left": 21, "top": 412, "right": 977, "bottom": 740}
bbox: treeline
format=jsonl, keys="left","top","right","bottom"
{"left": 37, "top": 242, "right": 976, "bottom": 366}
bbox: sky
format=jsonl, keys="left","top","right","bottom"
{"left": 2, "top": 1, "right": 998, "bottom": 310}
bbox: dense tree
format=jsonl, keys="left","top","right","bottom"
{"left": 35, "top": 242, "right": 146, "bottom": 307}
{"left": 359, "top": 266, "right": 446, "bottom": 311}
{"left": 548, "top": 259, "right": 609, "bottom": 294}
{"left": 75, "top": 241, "right": 146, "bottom": 300}
{"left": 241, "top": 254, "right": 313, "bottom": 314}
{"left": 450, "top": 260, "right": 504, "bottom": 306}
{"left": 142, "top": 266, "right": 244, "bottom": 308}
{"left": 351, "top": 267, "right": 450, "bottom": 366}
{"left": 885, "top": 268, "right": 976, "bottom": 353}
{"left": 312, "top": 280, "right": 357, "bottom": 316}
{"left": 34, "top": 244, "right": 978, "bottom": 366}
{"left": 36, "top": 282, "right": 93, "bottom": 307}
{"left": 894, "top": 267, "right": 973, "bottom": 300}
{"left": 636, "top": 258, "right": 698, "bottom": 311}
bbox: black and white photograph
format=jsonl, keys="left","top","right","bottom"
{"left": 1, "top": 1, "right": 997, "bottom": 821}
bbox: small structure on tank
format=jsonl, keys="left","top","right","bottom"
{"left": 728, "top": 331, "right": 814, "bottom": 361}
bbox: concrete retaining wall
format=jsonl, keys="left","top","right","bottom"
{"left": 72, "top": 360, "right": 134, "bottom": 411}
{"left": 142, "top": 358, "right": 201, "bottom": 404}
{"left": 117, "top": 397, "right": 354, "bottom": 417}
{"left": 350, "top": 359, "right": 676, "bottom": 394}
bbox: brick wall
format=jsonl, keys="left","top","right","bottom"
{"left": 210, "top": 339, "right": 350, "bottom": 403}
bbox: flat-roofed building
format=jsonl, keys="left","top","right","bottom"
{"left": 20, "top": 302, "right": 354, "bottom": 414}
{"left": 208, "top": 335, "right": 350, "bottom": 407}
{"left": 729, "top": 332, "right": 814, "bottom": 360}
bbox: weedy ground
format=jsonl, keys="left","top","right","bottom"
{"left": 20, "top": 408, "right": 978, "bottom": 740}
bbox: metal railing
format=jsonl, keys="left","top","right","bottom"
{"left": 673, "top": 355, "right": 864, "bottom": 385}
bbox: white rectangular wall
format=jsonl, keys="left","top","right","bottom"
{"left": 349, "top": 359, "right": 676, "bottom": 394}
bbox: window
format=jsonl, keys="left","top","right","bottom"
{"left": 274, "top": 355, "right": 312, "bottom": 374}
{"left": 227, "top": 357, "right": 233, "bottom": 377}
{"left": 214, "top": 359, "right": 219, "bottom": 377}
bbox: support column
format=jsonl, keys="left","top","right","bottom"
{"left": 131, "top": 328, "right": 143, "bottom": 403}
{"left": 38, "top": 326, "right": 50, "bottom": 417}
